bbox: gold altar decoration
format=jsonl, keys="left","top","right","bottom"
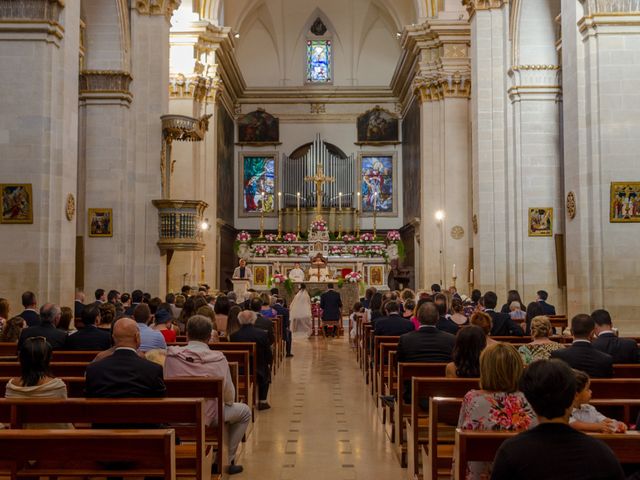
{"left": 304, "top": 163, "right": 335, "bottom": 220}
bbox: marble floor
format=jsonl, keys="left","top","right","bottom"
{"left": 234, "top": 334, "right": 405, "bottom": 479}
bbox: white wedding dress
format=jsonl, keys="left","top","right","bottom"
{"left": 290, "top": 289, "right": 313, "bottom": 336}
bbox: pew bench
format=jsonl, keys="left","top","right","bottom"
{"left": 0, "top": 429, "right": 176, "bottom": 480}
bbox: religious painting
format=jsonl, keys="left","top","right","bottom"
{"left": 367, "top": 265, "right": 385, "bottom": 287}
{"left": 88, "top": 208, "right": 113, "bottom": 237}
{"left": 0, "top": 184, "right": 33, "bottom": 224}
{"left": 610, "top": 182, "right": 640, "bottom": 223}
{"left": 237, "top": 109, "right": 280, "bottom": 145}
{"left": 306, "top": 39, "right": 332, "bottom": 84}
{"left": 528, "top": 207, "right": 553, "bottom": 237}
{"left": 358, "top": 153, "right": 397, "bottom": 216}
{"left": 239, "top": 153, "right": 277, "bottom": 217}
{"left": 253, "top": 265, "right": 269, "bottom": 287}
{"left": 356, "top": 106, "right": 400, "bottom": 145}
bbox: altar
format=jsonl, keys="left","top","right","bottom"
{"left": 276, "top": 282, "right": 360, "bottom": 315}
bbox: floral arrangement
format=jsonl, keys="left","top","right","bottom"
{"left": 283, "top": 232, "right": 298, "bottom": 242}
{"left": 342, "top": 234, "right": 356, "bottom": 243}
{"left": 294, "top": 245, "right": 308, "bottom": 256}
{"left": 310, "top": 219, "right": 327, "bottom": 232}
{"left": 236, "top": 231, "right": 251, "bottom": 242}
{"left": 386, "top": 230, "right": 401, "bottom": 242}
{"left": 366, "top": 245, "right": 385, "bottom": 257}
{"left": 350, "top": 245, "right": 365, "bottom": 256}
{"left": 253, "top": 245, "right": 268, "bottom": 256}
{"left": 264, "top": 233, "right": 278, "bottom": 242}
{"left": 329, "top": 245, "right": 346, "bottom": 255}
{"left": 276, "top": 245, "right": 289, "bottom": 256}
{"left": 270, "top": 273, "right": 286, "bottom": 284}
{"left": 344, "top": 271, "right": 362, "bottom": 283}
{"left": 359, "top": 232, "right": 375, "bottom": 242}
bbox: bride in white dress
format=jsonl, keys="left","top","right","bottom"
{"left": 289, "top": 283, "right": 312, "bottom": 336}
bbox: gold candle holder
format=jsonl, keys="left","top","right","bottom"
{"left": 277, "top": 209, "right": 283, "bottom": 240}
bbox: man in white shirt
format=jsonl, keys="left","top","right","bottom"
{"left": 288, "top": 262, "right": 306, "bottom": 282}
{"left": 233, "top": 259, "right": 253, "bottom": 281}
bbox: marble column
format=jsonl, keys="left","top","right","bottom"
{"left": 562, "top": 0, "right": 640, "bottom": 332}
{"left": 0, "top": 1, "right": 80, "bottom": 308}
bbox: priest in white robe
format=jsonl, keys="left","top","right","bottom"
{"left": 288, "top": 262, "right": 306, "bottom": 282}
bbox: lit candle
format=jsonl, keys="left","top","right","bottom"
{"left": 278, "top": 191, "right": 282, "bottom": 211}
{"left": 357, "top": 192, "right": 361, "bottom": 212}
{"left": 452, "top": 263, "right": 456, "bottom": 278}
{"left": 373, "top": 192, "right": 377, "bottom": 212}
{"left": 470, "top": 268, "right": 474, "bottom": 284}
{"left": 296, "top": 192, "right": 300, "bottom": 211}
{"left": 339, "top": 192, "right": 342, "bottom": 211}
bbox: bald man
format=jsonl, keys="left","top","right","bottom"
{"left": 85, "top": 318, "right": 166, "bottom": 398}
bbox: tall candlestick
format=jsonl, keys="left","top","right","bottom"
{"left": 452, "top": 263, "right": 456, "bottom": 278}
{"left": 296, "top": 192, "right": 300, "bottom": 211}
{"left": 277, "top": 191, "right": 282, "bottom": 211}
{"left": 337, "top": 192, "right": 343, "bottom": 239}
{"left": 356, "top": 192, "right": 361, "bottom": 211}
{"left": 338, "top": 192, "right": 342, "bottom": 211}
{"left": 277, "top": 192, "right": 282, "bottom": 240}
{"left": 356, "top": 192, "right": 361, "bottom": 237}
{"left": 296, "top": 192, "right": 301, "bottom": 236}
{"left": 373, "top": 192, "right": 378, "bottom": 238}
{"left": 470, "top": 268, "right": 474, "bottom": 284}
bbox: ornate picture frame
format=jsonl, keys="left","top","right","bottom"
{"left": 610, "top": 182, "right": 640, "bottom": 223}
{"left": 355, "top": 106, "right": 400, "bottom": 145}
{"left": 237, "top": 109, "right": 280, "bottom": 145}
{"left": 528, "top": 207, "right": 553, "bottom": 237}
{"left": 253, "top": 265, "right": 269, "bottom": 287}
{"left": 367, "top": 265, "right": 385, "bottom": 287}
{"left": 357, "top": 152, "right": 397, "bottom": 217}
{"left": 88, "top": 208, "right": 113, "bottom": 237}
{"left": 0, "top": 184, "right": 33, "bottom": 224}
{"left": 238, "top": 152, "right": 278, "bottom": 218}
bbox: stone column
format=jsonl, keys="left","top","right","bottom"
{"left": 126, "top": 0, "right": 180, "bottom": 296}
{"left": 562, "top": 0, "right": 640, "bottom": 332}
{"left": 408, "top": 20, "right": 471, "bottom": 292}
{"left": 0, "top": 1, "right": 80, "bottom": 307}
{"left": 466, "top": 0, "right": 510, "bottom": 295}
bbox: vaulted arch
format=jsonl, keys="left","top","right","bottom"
{"left": 511, "top": 0, "right": 560, "bottom": 66}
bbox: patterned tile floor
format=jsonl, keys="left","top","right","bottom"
{"left": 233, "top": 334, "right": 404, "bottom": 479}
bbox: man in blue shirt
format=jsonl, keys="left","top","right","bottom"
{"left": 133, "top": 303, "right": 167, "bottom": 352}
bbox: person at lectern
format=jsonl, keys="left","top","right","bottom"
{"left": 288, "top": 262, "right": 306, "bottom": 282}
{"left": 233, "top": 259, "right": 253, "bottom": 281}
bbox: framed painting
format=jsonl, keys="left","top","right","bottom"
{"left": 239, "top": 153, "right": 278, "bottom": 217}
{"left": 610, "top": 182, "right": 640, "bottom": 223}
{"left": 253, "top": 265, "right": 269, "bottom": 287}
{"left": 0, "top": 184, "right": 33, "bottom": 224}
{"left": 88, "top": 208, "right": 113, "bottom": 237}
{"left": 367, "top": 265, "right": 385, "bottom": 287}
{"left": 237, "top": 109, "right": 280, "bottom": 145}
{"left": 528, "top": 207, "right": 553, "bottom": 237}
{"left": 356, "top": 106, "right": 400, "bottom": 145}
{"left": 358, "top": 152, "right": 397, "bottom": 216}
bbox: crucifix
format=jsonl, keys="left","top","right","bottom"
{"left": 304, "top": 163, "right": 335, "bottom": 220}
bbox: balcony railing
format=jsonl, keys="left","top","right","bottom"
{"left": 151, "top": 199, "right": 208, "bottom": 252}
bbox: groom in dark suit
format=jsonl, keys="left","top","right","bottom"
{"left": 320, "top": 283, "right": 342, "bottom": 337}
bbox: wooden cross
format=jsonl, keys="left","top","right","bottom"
{"left": 304, "top": 163, "right": 335, "bottom": 220}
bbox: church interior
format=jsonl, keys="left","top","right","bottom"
{"left": 0, "top": 0, "right": 640, "bottom": 478}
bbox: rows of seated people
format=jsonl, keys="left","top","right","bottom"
{"left": 0, "top": 286, "right": 292, "bottom": 476}
{"left": 354, "top": 285, "right": 639, "bottom": 479}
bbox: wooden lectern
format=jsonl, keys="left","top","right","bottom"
{"left": 232, "top": 279, "right": 251, "bottom": 298}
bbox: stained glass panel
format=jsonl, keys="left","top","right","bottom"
{"left": 306, "top": 40, "right": 331, "bottom": 83}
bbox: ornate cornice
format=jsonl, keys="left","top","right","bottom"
{"left": 0, "top": 0, "right": 65, "bottom": 43}
{"left": 79, "top": 70, "right": 133, "bottom": 104}
{"left": 508, "top": 65, "right": 562, "bottom": 102}
{"left": 413, "top": 72, "right": 471, "bottom": 103}
{"left": 134, "top": 0, "right": 180, "bottom": 19}
{"left": 580, "top": 0, "right": 640, "bottom": 15}
{"left": 462, "top": 0, "right": 508, "bottom": 18}
{"left": 169, "top": 69, "right": 223, "bottom": 103}
{"left": 578, "top": 2, "right": 640, "bottom": 37}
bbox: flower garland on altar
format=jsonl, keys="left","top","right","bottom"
{"left": 359, "top": 232, "right": 375, "bottom": 242}
{"left": 264, "top": 233, "right": 278, "bottom": 242}
{"left": 283, "top": 232, "right": 298, "bottom": 242}
{"left": 310, "top": 219, "right": 327, "bottom": 232}
{"left": 253, "top": 245, "right": 268, "bottom": 256}
{"left": 342, "top": 234, "right": 356, "bottom": 243}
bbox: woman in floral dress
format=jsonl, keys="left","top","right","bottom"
{"left": 457, "top": 343, "right": 537, "bottom": 479}
{"left": 517, "top": 316, "right": 564, "bottom": 365}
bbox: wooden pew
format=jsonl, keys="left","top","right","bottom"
{"left": 404, "top": 377, "right": 478, "bottom": 475}
{"left": 377, "top": 341, "right": 399, "bottom": 423}
{"left": 372, "top": 336, "right": 400, "bottom": 397}
{"left": 362, "top": 324, "right": 373, "bottom": 384}
{"left": 210, "top": 342, "right": 257, "bottom": 415}
{"left": 0, "top": 342, "right": 16, "bottom": 357}
{"left": 613, "top": 364, "right": 640, "bottom": 378}
{"left": 0, "top": 429, "right": 176, "bottom": 479}
{"left": 0, "top": 361, "right": 88, "bottom": 377}
{"left": 548, "top": 314, "right": 569, "bottom": 331}
{"left": 454, "top": 428, "right": 640, "bottom": 480}
{"left": 590, "top": 378, "right": 640, "bottom": 398}
{"left": 52, "top": 350, "right": 100, "bottom": 362}
{"left": 1, "top": 397, "right": 211, "bottom": 479}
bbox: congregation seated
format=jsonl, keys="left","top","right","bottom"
{"left": 124, "top": 289, "right": 143, "bottom": 316}
{"left": 591, "top": 309, "right": 638, "bottom": 364}
{"left": 58, "top": 306, "right": 74, "bottom": 332}
{"left": 491, "top": 359, "right": 625, "bottom": 479}
{"left": 457, "top": 343, "right": 537, "bottom": 479}
{"left": 450, "top": 298, "right": 469, "bottom": 328}
{"left": 133, "top": 303, "right": 167, "bottom": 352}
{"left": 225, "top": 305, "right": 242, "bottom": 338}
{"left": 470, "top": 311, "right": 498, "bottom": 347}
{"left": 483, "top": 291, "right": 524, "bottom": 336}
{"left": 259, "top": 292, "right": 277, "bottom": 318}
{"left": 153, "top": 306, "right": 177, "bottom": 343}
{"left": 0, "top": 315, "right": 25, "bottom": 342}
{"left": 570, "top": 370, "right": 626, "bottom": 433}
{"left": 499, "top": 289, "right": 527, "bottom": 314}
{"left": 19, "top": 290, "right": 40, "bottom": 327}
{"left": 74, "top": 289, "right": 85, "bottom": 318}
{"left": 250, "top": 298, "right": 275, "bottom": 345}
{"left": 271, "top": 292, "right": 292, "bottom": 357}
{"left": 230, "top": 310, "right": 273, "bottom": 411}
{"left": 97, "top": 302, "right": 116, "bottom": 331}
{"left": 86, "top": 317, "right": 166, "bottom": 398}
{"left": 523, "top": 301, "right": 545, "bottom": 335}
{"left": 373, "top": 300, "right": 414, "bottom": 336}
{"left": 445, "top": 325, "right": 486, "bottom": 378}
{"left": 214, "top": 295, "right": 231, "bottom": 334}
{"left": 165, "top": 314, "right": 251, "bottom": 475}
{"left": 18, "top": 303, "right": 67, "bottom": 351}
{"left": 66, "top": 305, "right": 112, "bottom": 351}
{"left": 368, "top": 292, "right": 384, "bottom": 325}
{"left": 550, "top": 314, "right": 613, "bottom": 378}
{"left": 536, "top": 289, "right": 556, "bottom": 315}
{"left": 195, "top": 306, "right": 220, "bottom": 342}
{"left": 397, "top": 302, "right": 455, "bottom": 364}
{"left": 435, "top": 295, "right": 459, "bottom": 334}
{"left": 517, "top": 316, "right": 562, "bottom": 365}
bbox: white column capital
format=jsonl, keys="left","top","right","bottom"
{"left": 134, "top": 0, "right": 181, "bottom": 20}
{"left": 0, "top": 0, "right": 65, "bottom": 44}
{"left": 508, "top": 65, "right": 562, "bottom": 103}
{"left": 462, "top": 0, "right": 509, "bottom": 19}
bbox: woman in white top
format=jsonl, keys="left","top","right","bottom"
{"left": 289, "top": 284, "right": 313, "bottom": 337}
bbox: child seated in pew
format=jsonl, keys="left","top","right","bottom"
{"left": 570, "top": 370, "right": 627, "bottom": 433}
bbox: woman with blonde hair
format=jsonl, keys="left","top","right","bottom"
{"left": 517, "top": 315, "right": 563, "bottom": 365}
{"left": 457, "top": 343, "right": 536, "bottom": 479}
{"left": 470, "top": 311, "right": 497, "bottom": 346}
{"left": 0, "top": 316, "right": 25, "bottom": 342}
